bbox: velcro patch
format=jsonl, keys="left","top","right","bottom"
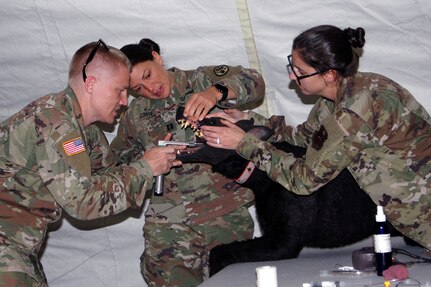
{"left": 213, "top": 65, "right": 229, "bottom": 76}
{"left": 311, "top": 125, "right": 328, "bottom": 151}
{"left": 63, "top": 137, "right": 86, "bottom": 156}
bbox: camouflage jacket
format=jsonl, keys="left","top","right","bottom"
{"left": 239, "top": 72, "right": 431, "bottom": 248}
{"left": 111, "top": 65, "right": 265, "bottom": 225}
{"left": 0, "top": 87, "right": 153, "bottom": 277}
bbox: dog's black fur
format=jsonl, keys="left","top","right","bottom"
{"left": 176, "top": 114, "right": 400, "bottom": 276}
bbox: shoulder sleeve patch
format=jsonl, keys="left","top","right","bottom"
{"left": 56, "top": 130, "right": 91, "bottom": 178}
{"left": 311, "top": 125, "right": 328, "bottom": 151}
{"left": 198, "top": 65, "right": 242, "bottom": 82}
{"left": 63, "top": 137, "right": 86, "bottom": 156}
{"left": 213, "top": 65, "right": 230, "bottom": 76}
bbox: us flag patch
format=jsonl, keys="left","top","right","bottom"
{"left": 63, "top": 137, "right": 86, "bottom": 156}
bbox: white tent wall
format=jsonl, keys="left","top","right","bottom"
{"left": 0, "top": 1, "right": 430, "bottom": 286}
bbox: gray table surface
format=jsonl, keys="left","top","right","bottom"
{"left": 199, "top": 236, "right": 431, "bottom": 287}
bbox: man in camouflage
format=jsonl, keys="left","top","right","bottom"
{"left": 0, "top": 40, "right": 180, "bottom": 286}
{"left": 216, "top": 72, "right": 431, "bottom": 250}
{"left": 112, "top": 40, "right": 265, "bottom": 287}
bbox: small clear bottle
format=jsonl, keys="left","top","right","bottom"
{"left": 374, "top": 205, "right": 392, "bottom": 276}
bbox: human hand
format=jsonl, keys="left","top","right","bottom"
{"left": 143, "top": 133, "right": 185, "bottom": 176}
{"left": 205, "top": 109, "right": 247, "bottom": 123}
{"left": 183, "top": 87, "right": 219, "bottom": 122}
{"left": 143, "top": 146, "right": 184, "bottom": 177}
{"left": 201, "top": 119, "right": 246, "bottom": 150}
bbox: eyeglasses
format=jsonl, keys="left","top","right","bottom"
{"left": 287, "top": 54, "right": 326, "bottom": 86}
{"left": 82, "top": 39, "right": 109, "bottom": 82}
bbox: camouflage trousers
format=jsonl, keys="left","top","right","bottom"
{"left": 0, "top": 246, "right": 47, "bottom": 287}
{"left": 0, "top": 271, "right": 47, "bottom": 287}
{"left": 141, "top": 206, "right": 254, "bottom": 287}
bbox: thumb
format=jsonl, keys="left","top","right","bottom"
{"left": 163, "top": 133, "right": 173, "bottom": 141}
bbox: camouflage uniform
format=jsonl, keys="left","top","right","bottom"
{"left": 239, "top": 72, "right": 431, "bottom": 249}
{"left": 111, "top": 65, "right": 264, "bottom": 287}
{"left": 0, "top": 87, "right": 153, "bottom": 286}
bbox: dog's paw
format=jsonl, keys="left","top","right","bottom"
{"left": 209, "top": 245, "right": 232, "bottom": 277}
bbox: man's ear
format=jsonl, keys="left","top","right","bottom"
{"left": 83, "top": 75, "right": 96, "bottom": 93}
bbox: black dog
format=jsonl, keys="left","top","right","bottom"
{"left": 175, "top": 111, "right": 393, "bottom": 276}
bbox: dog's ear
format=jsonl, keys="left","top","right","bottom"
{"left": 235, "top": 119, "right": 273, "bottom": 141}
{"left": 247, "top": 126, "right": 274, "bottom": 141}
{"left": 235, "top": 119, "right": 254, "bottom": 132}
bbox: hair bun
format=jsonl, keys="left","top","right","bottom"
{"left": 138, "top": 38, "right": 160, "bottom": 54}
{"left": 345, "top": 27, "right": 366, "bottom": 48}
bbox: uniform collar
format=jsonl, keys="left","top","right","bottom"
{"left": 64, "top": 86, "right": 86, "bottom": 131}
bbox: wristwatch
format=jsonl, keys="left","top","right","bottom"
{"left": 214, "top": 83, "right": 228, "bottom": 102}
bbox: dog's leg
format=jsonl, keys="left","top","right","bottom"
{"left": 209, "top": 235, "right": 303, "bottom": 276}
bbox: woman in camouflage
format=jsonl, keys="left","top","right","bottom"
{"left": 110, "top": 38, "right": 265, "bottom": 286}
{"left": 202, "top": 25, "right": 431, "bottom": 250}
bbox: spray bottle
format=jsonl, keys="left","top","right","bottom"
{"left": 374, "top": 205, "right": 392, "bottom": 276}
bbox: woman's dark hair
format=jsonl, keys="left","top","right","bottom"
{"left": 120, "top": 38, "right": 160, "bottom": 67}
{"left": 292, "top": 25, "right": 365, "bottom": 77}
